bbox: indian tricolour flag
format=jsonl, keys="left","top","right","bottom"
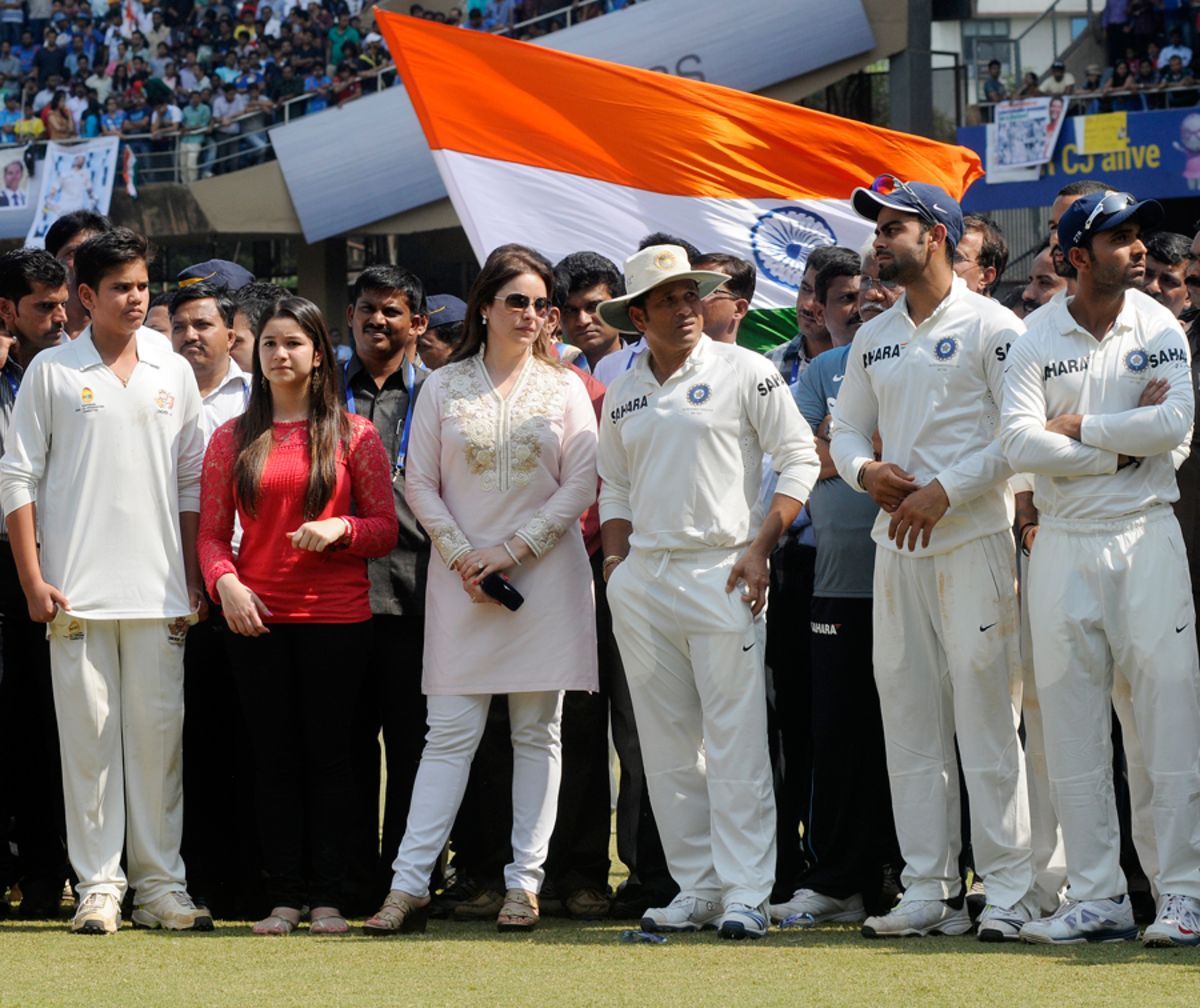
{"left": 376, "top": 12, "right": 983, "bottom": 352}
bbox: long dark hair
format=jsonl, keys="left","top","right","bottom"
{"left": 233, "top": 296, "right": 350, "bottom": 520}
{"left": 453, "top": 243, "right": 560, "bottom": 366}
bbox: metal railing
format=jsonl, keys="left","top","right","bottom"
{"left": 1013, "top": 0, "right": 1096, "bottom": 74}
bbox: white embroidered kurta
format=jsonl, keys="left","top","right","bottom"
{"left": 405, "top": 354, "right": 599, "bottom": 694}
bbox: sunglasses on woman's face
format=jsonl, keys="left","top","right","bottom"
{"left": 493, "top": 293, "right": 551, "bottom": 315}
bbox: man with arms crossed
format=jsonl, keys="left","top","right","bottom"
{"left": 1001, "top": 192, "right": 1200, "bottom": 946}
{"left": 830, "top": 176, "right": 1033, "bottom": 940}
{"left": 597, "top": 245, "right": 819, "bottom": 940}
{"left": 0, "top": 229, "right": 208, "bottom": 935}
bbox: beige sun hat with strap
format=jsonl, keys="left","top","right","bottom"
{"left": 597, "top": 245, "right": 729, "bottom": 334}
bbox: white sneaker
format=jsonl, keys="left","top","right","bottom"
{"left": 71, "top": 892, "right": 122, "bottom": 935}
{"left": 131, "top": 890, "right": 214, "bottom": 932}
{"left": 718, "top": 902, "right": 769, "bottom": 940}
{"left": 1142, "top": 893, "right": 1200, "bottom": 947}
{"left": 769, "top": 889, "right": 865, "bottom": 927}
{"left": 977, "top": 902, "right": 1031, "bottom": 942}
{"left": 1019, "top": 895, "right": 1137, "bottom": 944}
{"left": 641, "top": 893, "right": 722, "bottom": 933}
{"left": 862, "top": 897, "right": 973, "bottom": 938}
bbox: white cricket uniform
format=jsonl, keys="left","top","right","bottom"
{"left": 1000, "top": 293, "right": 1200, "bottom": 901}
{"left": 830, "top": 277, "right": 1034, "bottom": 909}
{"left": 591, "top": 339, "right": 645, "bottom": 387}
{"left": 598, "top": 334, "right": 818, "bottom": 907}
{"left": 0, "top": 326, "right": 205, "bottom": 903}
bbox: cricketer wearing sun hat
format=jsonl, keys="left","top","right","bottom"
{"left": 1001, "top": 190, "right": 1200, "bottom": 947}
{"left": 596, "top": 244, "right": 820, "bottom": 940}
{"left": 830, "top": 176, "right": 1035, "bottom": 941}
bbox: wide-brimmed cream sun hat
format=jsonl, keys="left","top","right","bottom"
{"left": 597, "top": 245, "right": 729, "bottom": 334}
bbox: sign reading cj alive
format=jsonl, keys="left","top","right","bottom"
{"left": 958, "top": 107, "right": 1190, "bottom": 212}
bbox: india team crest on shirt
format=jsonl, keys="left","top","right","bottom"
{"left": 1124, "top": 348, "right": 1149, "bottom": 373}
{"left": 76, "top": 386, "right": 103, "bottom": 414}
{"left": 933, "top": 337, "right": 959, "bottom": 362}
{"left": 686, "top": 382, "right": 712, "bottom": 406}
{"left": 155, "top": 389, "right": 176, "bottom": 414}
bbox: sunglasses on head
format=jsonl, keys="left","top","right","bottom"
{"left": 869, "top": 174, "right": 938, "bottom": 226}
{"left": 1071, "top": 191, "right": 1137, "bottom": 247}
{"left": 493, "top": 293, "right": 550, "bottom": 315}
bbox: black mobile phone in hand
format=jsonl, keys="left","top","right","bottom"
{"left": 481, "top": 571, "right": 524, "bottom": 611}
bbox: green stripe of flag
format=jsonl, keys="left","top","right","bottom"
{"left": 738, "top": 308, "right": 796, "bottom": 355}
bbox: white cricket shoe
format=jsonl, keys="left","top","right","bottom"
{"left": 977, "top": 902, "right": 1031, "bottom": 942}
{"left": 718, "top": 902, "right": 769, "bottom": 940}
{"left": 1019, "top": 896, "right": 1137, "bottom": 944}
{"left": 1142, "top": 893, "right": 1200, "bottom": 947}
{"left": 862, "top": 897, "right": 973, "bottom": 938}
{"left": 71, "top": 892, "right": 122, "bottom": 935}
{"left": 641, "top": 893, "right": 722, "bottom": 933}
{"left": 132, "top": 890, "right": 214, "bottom": 931}
{"left": 769, "top": 889, "right": 865, "bottom": 927}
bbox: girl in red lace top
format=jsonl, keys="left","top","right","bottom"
{"left": 198, "top": 296, "right": 397, "bottom": 937}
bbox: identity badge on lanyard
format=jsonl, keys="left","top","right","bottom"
{"left": 343, "top": 359, "right": 415, "bottom": 483}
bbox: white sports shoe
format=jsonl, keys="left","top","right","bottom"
{"left": 718, "top": 902, "right": 769, "bottom": 940}
{"left": 1142, "top": 893, "right": 1200, "bottom": 947}
{"left": 131, "top": 890, "right": 214, "bottom": 932}
{"left": 862, "top": 897, "right": 973, "bottom": 938}
{"left": 977, "top": 902, "right": 1031, "bottom": 942}
{"left": 1019, "top": 895, "right": 1137, "bottom": 944}
{"left": 641, "top": 893, "right": 722, "bottom": 933}
{"left": 769, "top": 889, "right": 865, "bottom": 927}
{"left": 71, "top": 892, "right": 122, "bottom": 935}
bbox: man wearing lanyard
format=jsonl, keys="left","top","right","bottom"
{"left": 0, "top": 248, "right": 70, "bottom": 919}
{"left": 341, "top": 264, "right": 432, "bottom": 911}
{"left": 830, "top": 177, "right": 1033, "bottom": 940}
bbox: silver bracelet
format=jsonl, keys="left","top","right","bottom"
{"left": 503, "top": 541, "right": 522, "bottom": 566}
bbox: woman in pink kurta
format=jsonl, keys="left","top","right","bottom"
{"left": 364, "top": 245, "right": 598, "bottom": 937}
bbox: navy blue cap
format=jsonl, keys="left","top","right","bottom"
{"left": 1057, "top": 191, "right": 1163, "bottom": 252}
{"left": 852, "top": 178, "right": 964, "bottom": 248}
{"left": 177, "top": 258, "right": 254, "bottom": 292}
{"left": 425, "top": 294, "right": 466, "bottom": 329}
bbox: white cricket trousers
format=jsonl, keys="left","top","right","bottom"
{"left": 606, "top": 547, "right": 775, "bottom": 908}
{"left": 47, "top": 614, "right": 189, "bottom": 903}
{"left": 389, "top": 691, "right": 563, "bottom": 897}
{"left": 1018, "top": 549, "right": 1068, "bottom": 915}
{"left": 873, "top": 530, "right": 1033, "bottom": 909}
{"left": 1028, "top": 507, "right": 1200, "bottom": 901}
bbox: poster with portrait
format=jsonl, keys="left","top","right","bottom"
{"left": 987, "top": 96, "right": 1069, "bottom": 171}
{"left": 24, "top": 137, "right": 120, "bottom": 248}
{"left": 0, "top": 149, "right": 32, "bottom": 211}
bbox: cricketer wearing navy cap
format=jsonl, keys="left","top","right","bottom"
{"left": 831, "top": 174, "right": 1034, "bottom": 941}
{"left": 1001, "top": 188, "right": 1200, "bottom": 947}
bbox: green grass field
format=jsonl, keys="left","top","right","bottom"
{"left": 2, "top": 916, "right": 1198, "bottom": 1008}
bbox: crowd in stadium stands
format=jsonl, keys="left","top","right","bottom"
{"left": 0, "top": 0, "right": 636, "bottom": 181}
{"left": 981, "top": 4, "right": 1200, "bottom": 112}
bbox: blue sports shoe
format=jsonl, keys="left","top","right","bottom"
{"left": 718, "top": 902, "right": 769, "bottom": 940}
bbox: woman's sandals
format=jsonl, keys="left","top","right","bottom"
{"left": 362, "top": 891, "right": 430, "bottom": 936}
{"left": 497, "top": 889, "right": 539, "bottom": 932}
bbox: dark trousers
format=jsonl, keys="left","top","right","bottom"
{"left": 180, "top": 612, "right": 262, "bottom": 918}
{"left": 225, "top": 620, "right": 369, "bottom": 911}
{"left": 766, "top": 538, "right": 815, "bottom": 899}
{"left": 801, "top": 596, "right": 900, "bottom": 912}
{"left": 0, "top": 540, "right": 68, "bottom": 908}
{"left": 346, "top": 613, "right": 426, "bottom": 913}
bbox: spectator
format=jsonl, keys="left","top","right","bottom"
{"left": 179, "top": 90, "right": 211, "bottom": 183}
{"left": 211, "top": 80, "right": 246, "bottom": 174}
{"left": 0, "top": 0, "right": 23, "bottom": 48}
{"left": 1104, "top": 57, "right": 1141, "bottom": 111}
{"left": 1019, "top": 244, "right": 1067, "bottom": 316}
{"left": 0, "top": 40, "right": 20, "bottom": 77}
{"left": 44, "top": 89, "right": 75, "bottom": 139}
{"left": 0, "top": 92, "right": 19, "bottom": 142}
{"left": 1142, "top": 231, "right": 1193, "bottom": 319}
{"left": 238, "top": 82, "right": 273, "bottom": 165}
{"left": 1016, "top": 71, "right": 1042, "bottom": 98}
{"left": 1160, "top": 25, "right": 1193, "bottom": 67}
{"left": 1160, "top": 53, "right": 1196, "bottom": 106}
{"left": 416, "top": 293, "right": 467, "bottom": 370}
{"left": 1042, "top": 59, "right": 1075, "bottom": 95}
{"left": 303, "top": 63, "right": 332, "bottom": 113}
{"left": 99, "top": 95, "right": 125, "bottom": 137}
{"left": 32, "top": 29, "right": 67, "bottom": 85}
{"left": 954, "top": 213, "right": 1008, "bottom": 299}
{"left": 327, "top": 11, "right": 359, "bottom": 66}
{"left": 982, "top": 58, "right": 1008, "bottom": 104}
